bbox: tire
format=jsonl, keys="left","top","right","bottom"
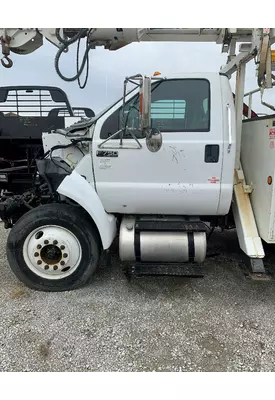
{"left": 6, "top": 203, "right": 101, "bottom": 292}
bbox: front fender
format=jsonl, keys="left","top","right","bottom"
{"left": 57, "top": 170, "right": 117, "bottom": 249}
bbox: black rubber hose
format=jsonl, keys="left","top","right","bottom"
{"left": 54, "top": 41, "right": 94, "bottom": 82}
{"left": 77, "top": 29, "right": 93, "bottom": 89}
{"left": 77, "top": 37, "right": 88, "bottom": 89}
{"left": 54, "top": 28, "right": 93, "bottom": 84}
{"left": 55, "top": 28, "right": 88, "bottom": 47}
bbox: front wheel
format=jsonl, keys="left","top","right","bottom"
{"left": 7, "top": 203, "right": 101, "bottom": 292}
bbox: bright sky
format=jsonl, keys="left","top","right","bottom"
{"left": 0, "top": 36, "right": 274, "bottom": 115}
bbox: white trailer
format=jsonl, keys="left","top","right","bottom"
{"left": 0, "top": 28, "right": 274, "bottom": 291}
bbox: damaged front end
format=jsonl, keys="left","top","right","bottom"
{"left": 0, "top": 156, "right": 72, "bottom": 228}
{"left": 0, "top": 191, "right": 36, "bottom": 228}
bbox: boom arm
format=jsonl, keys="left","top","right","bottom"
{"left": 0, "top": 28, "right": 275, "bottom": 89}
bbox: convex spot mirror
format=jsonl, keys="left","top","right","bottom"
{"left": 146, "top": 128, "right": 163, "bottom": 153}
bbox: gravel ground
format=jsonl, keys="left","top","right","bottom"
{"left": 1, "top": 222, "right": 275, "bottom": 372}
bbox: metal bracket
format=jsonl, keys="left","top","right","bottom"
{"left": 220, "top": 51, "right": 251, "bottom": 77}
{"left": 40, "top": 28, "right": 67, "bottom": 49}
{"left": 260, "top": 86, "right": 275, "bottom": 112}
{"left": 137, "top": 28, "right": 147, "bottom": 41}
{"left": 257, "top": 29, "right": 270, "bottom": 87}
{"left": 236, "top": 168, "right": 254, "bottom": 193}
{"left": 98, "top": 128, "right": 142, "bottom": 150}
{"left": 216, "top": 28, "right": 226, "bottom": 45}
{"left": 0, "top": 34, "right": 13, "bottom": 68}
{"left": 227, "top": 39, "right": 236, "bottom": 63}
{"left": 242, "top": 255, "right": 270, "bottom": 280}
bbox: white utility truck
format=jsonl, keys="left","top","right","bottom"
{"left": 0, "top": 28, "right": 274, "bottom": 291}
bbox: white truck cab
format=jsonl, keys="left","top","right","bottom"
{"left": 91, "top": 73, "right": 236, "bottom": 216}
{"left": 4, "top": 73, "right": 238, "bottom": 291}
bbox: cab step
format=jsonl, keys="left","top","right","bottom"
{"left": 124, "top": 262, "right": 204, "bottom": 279}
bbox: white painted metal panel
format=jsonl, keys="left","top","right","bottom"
{"left": 217, "top": 75, "right": 236, "bottom": 214}
{"left": 241, "top": 116, "right": 275, "bottom": 243}
{"left": 93, "top": 73, "right": 234, "bottom": 216}
{"left": 57, "top": 170, "right": 117, "bottom": 249}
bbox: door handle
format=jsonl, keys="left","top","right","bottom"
{"left": 205, "top": 145, "right": 219, "bottom": 163}
{"left": 226, "top": 103, "right": 232, "bottom": 153}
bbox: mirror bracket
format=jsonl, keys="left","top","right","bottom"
{"left": 112, "top": 74, "right": 164, "bottom": 152}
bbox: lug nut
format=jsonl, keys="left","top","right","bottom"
{"left": 44, "top": 240, "right": 49, "bottom": 245}
{"left": 63, "top": 253, "right": 68, "bottom": 258}
{"left": 60, "top": 261, "right": 65, "bottom": 266}
{"left": 34, "top": 252, "right": 39, "bottom": 257}
{"left": 37, "top": 244, "right": 42, "bottom": 249}
{"left": 53, "top": 240, "right": 58, "bottom": 245}
{"left": 44, "top": 265, "right": 49, "bottom": 270}
{"left": 60, "top": 245, "right": 65, "bottom": 250}
{"left": 53, "top": 265, "right": 58, "bottom": 270}
{"left": 37, "top": 260, "right": 42, "bottom": 265}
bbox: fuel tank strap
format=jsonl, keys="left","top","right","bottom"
{"left": 187, "top": 232, "right": 195, "bottom": 262}
{"left": 134, "top": 229, "right": 141, "bottom": 262}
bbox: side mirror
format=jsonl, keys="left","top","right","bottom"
{"left": 121, "top": 74, "right": 162, "bottom": 152}
{"left": 139, "top": 76, "right": 151, "bottom": 131}
{"left": 139, "top": 76, "right": 162, "bottom": 152}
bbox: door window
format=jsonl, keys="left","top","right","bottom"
{"left": 149, "top": 79, "right": 210, "bottom": 132}
{"left": 100, "top": 79, "right": 210, "bottom": 139}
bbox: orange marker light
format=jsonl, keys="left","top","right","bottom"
{"left": 268, "top": 176, "right": 272, "bottom": 185}
{"left": 153, "top": 71, "right": 161, "bottom": 76}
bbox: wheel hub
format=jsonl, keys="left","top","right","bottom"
{"left": 40, "top": 245, "right": 62, "bottom": 265}
{"left": 23, "top": 225, "right": 82, "bottom": 280}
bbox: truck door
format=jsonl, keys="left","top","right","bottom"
{"left": 92, "top": 76, "right": 226, "bottom": 216}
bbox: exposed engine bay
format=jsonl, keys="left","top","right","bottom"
{"left": 0, "top": 125, "right": 92, "bottom": 228}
